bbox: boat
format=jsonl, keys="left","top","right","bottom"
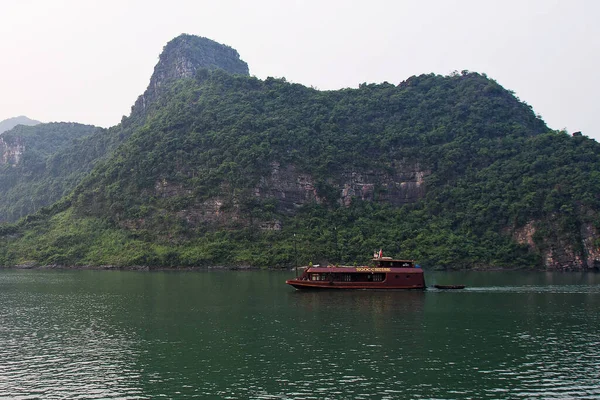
{"left": 433, "top": 284, "right": 466, "bottom": 290}
{"left": 286, "top": 254, "right": 425, "bottom": 290}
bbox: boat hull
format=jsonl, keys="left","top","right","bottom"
{"left": 286, "top": 279, "right": 425, "bottom": 290}
{"left": 286, "top": 266, "right": 426, "bottom": 290}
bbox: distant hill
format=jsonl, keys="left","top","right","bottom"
{"left": 0, "top": 123, "right": 102, "bottom": 222}
{"left": 0, "top": 116, "right": 41, "bottom": 134}
{"left": 0, "top": 34, "right": 598, "bottom": 271}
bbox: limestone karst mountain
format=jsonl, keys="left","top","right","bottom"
{"left": 1, "top": 35, "right": 599, "bottom": 270}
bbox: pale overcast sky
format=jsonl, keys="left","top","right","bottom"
{"left": 1, "top": 0, "right": 598, "bottom": 140}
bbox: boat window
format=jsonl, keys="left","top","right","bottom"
{"left": 366, "top": 273, "right": 386, "bottom": 282}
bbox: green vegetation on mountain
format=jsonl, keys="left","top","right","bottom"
{"left": 1, "top": 61, "right": 598, "bottom": 270}
{"left": 0, "top": 123, "right": 102, "bottom": 221}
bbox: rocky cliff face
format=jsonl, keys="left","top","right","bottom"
{"left": 0, "top": 136, "right": 25, "bottom": 165}
{"left": 254, "top": 161, "right": 430, "bottom": 211}
{"left": 132, "top": 34, "right": 249, "bottom": 116}
{"left": 142, "top": 161, "right": 430, "bottom": 233}
{"left": 513, "top": 218, "right": 600, "bottom": 270}
{"left": 0, "top": 116, "right": 41, "bottom": 165}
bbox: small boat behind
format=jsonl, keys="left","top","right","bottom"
{"left": 433, "top": 284, "right": 466, "bottom": 290}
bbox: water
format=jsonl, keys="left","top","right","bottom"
{"left": 0, "top": 269, "right": 599, "bottom": 399}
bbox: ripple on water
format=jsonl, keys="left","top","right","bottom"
{"left": 464, "top": 284, "right": 600, "bottom": 294}
{"left": 1, "top": 270, "right": 600, "bottom": 398}
{"left": 0, "top": 287, "right": 143, "bottom": 399}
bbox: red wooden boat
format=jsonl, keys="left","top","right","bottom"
{"left": 286, "top": 256, "right": 425, "bottom": 290}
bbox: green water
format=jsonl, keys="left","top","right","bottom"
{"left": 0, "top": 269, "right": 599, "bottom": 399}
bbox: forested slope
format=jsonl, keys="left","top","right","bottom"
{"left": 0, "top": 123, "right": 102, "bottom": 221}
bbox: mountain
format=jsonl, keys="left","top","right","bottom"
{"left": 130, "top": 34, "right": 249, "bottom": 119}
{"left": 0, "top": 123, "right": 102, "bottom": 221}
{"left": 0, "top": 34, "right": 250, "bottom": 224}
{"left": 0, "top": 35, "right": 598, "bottom": 271}
{"left": 0, "top": 116, "right": 41, "bottom": 134}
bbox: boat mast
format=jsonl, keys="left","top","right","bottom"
{"left": 294, "top": 233, "right": 298, "bottom": 278}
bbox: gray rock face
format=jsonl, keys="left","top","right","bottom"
{"left": 147, "top": 161, "right": 430, "bottom": 232}
{"left": 513, "top": 217, "right": 600, "bottom": 270}
{"left": 0, "top": 136, "right": 25, "bottom": 165}
{"left": 133, "top": 34, "right": 249, "bottom": 115}
{"left": 151, "top": 34, "right": 249, "bottom": 88}
{"left": 253, "top": 161, "right": 429, "bottom": 212}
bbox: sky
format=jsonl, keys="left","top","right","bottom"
{"left": 1, "top": 0, "right": 598, "bottom": 140}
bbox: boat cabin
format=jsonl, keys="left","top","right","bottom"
{"left": 373, "top": 257, "right": 415, "bottom": 268}
{"left": 289, "top": 257, "right": 424, "bottom": 289}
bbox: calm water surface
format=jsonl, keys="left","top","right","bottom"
{"left": 0, "top": 269, "right": 599, "bottom": 399}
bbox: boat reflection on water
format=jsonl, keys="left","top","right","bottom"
{"left": 287, "top": 289, "right": 427, "bottom": 344}
{"left": 290, "top": 289, "right": 426, "bottom": 315}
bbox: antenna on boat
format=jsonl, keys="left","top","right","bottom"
{"left": 294, "top": 233, "right": 298, "bottom": 278}
{"left": 334, "top": 226, "right": 339, "bottom": 264}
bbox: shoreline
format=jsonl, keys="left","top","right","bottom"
{"left": 1, "top": 264, "right": 597, "bottom": 272}
{"left": 0, "top": 264, "right": 262, "bottom": 271}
